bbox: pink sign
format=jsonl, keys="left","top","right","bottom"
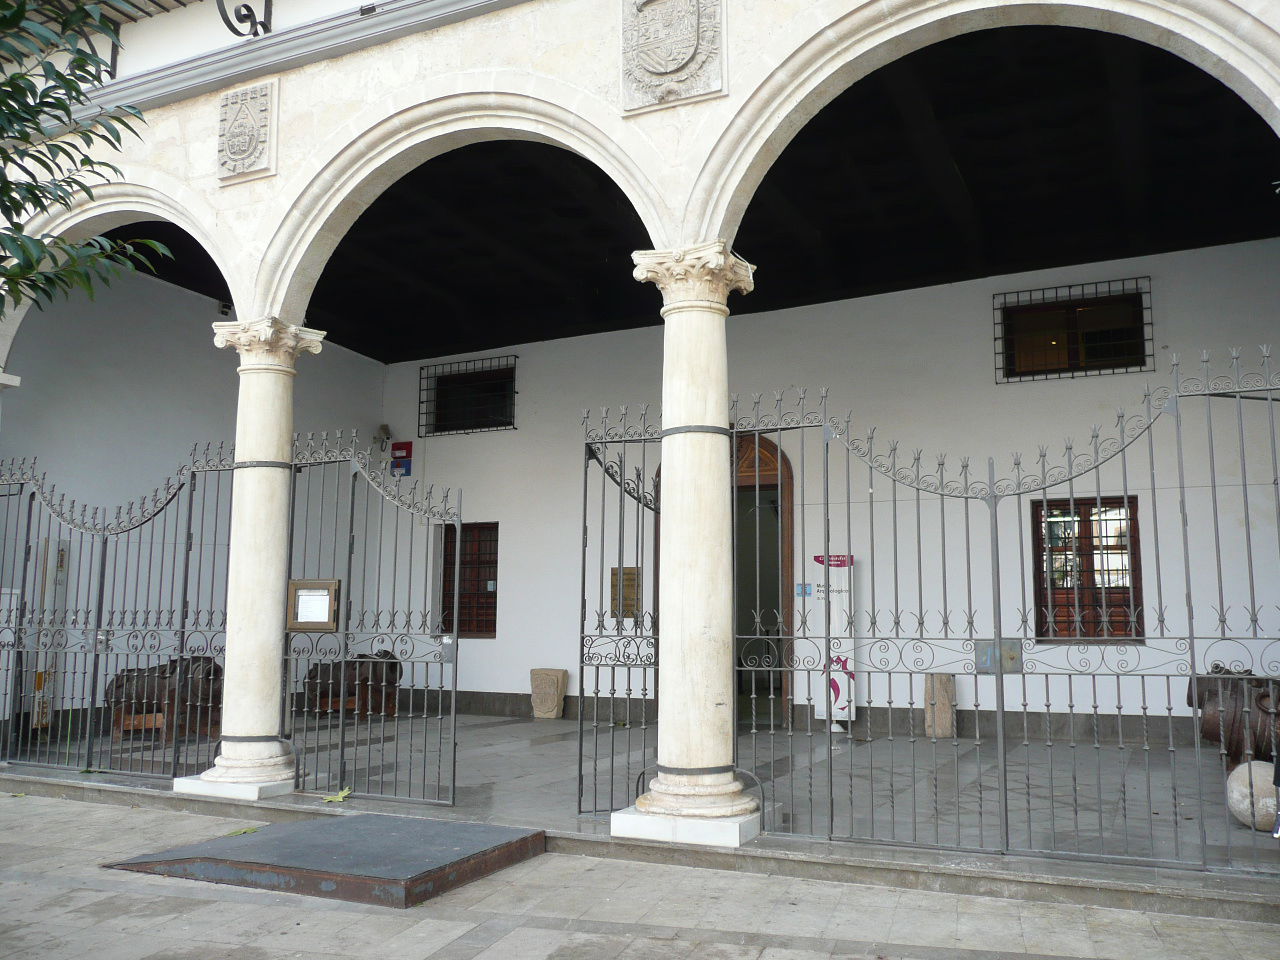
{"left": 813, "top": 555, "right": 853, "bottom": 567}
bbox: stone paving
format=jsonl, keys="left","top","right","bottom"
{"left": 1, "top": 795, "right": 1276, "bottom": 960}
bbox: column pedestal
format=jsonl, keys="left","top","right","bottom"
{"left": 611, "top": 805, "right": 761, "bottom": 847}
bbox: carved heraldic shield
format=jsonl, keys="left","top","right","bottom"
{"left": 623, "top": 0, "right": 723, "bottom": 110}
{"left": 635, "top": 0, "right": 699, "bottom": 75}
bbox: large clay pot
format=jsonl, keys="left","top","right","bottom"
{"left": 1188, "top": 665, "right": 1278, "bottom": 765}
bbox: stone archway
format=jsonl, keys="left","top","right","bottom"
{"left": 0, "top": 183, "right": 243, "bottom": 374}
{"left": 687, "top": 0, "right": 1280, "bottom": 245}
{"left": 255, "top": 92, "right": 671, "bottom": 325}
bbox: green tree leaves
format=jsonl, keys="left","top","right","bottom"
{"left": 0, "top": 1, "right": 169, "bottom": 311}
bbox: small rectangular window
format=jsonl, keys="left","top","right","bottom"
{"left": 441, "top": 522, "right": 498, "bottom": 638}
{"left": 419, "top": 356, "right": 516, "bottom": 437}
{"left": 995, "top": 278, "right": 1152, "bottom": 382}
{"left": 1031, "top": 497, "right": 1143, "bottom": 641}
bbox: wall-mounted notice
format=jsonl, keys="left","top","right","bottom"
{"left": 390, "top": 440, "right": 413, "bottom": 478}
{"left": 610, "top": 566, "right": 643, "bottom": 619}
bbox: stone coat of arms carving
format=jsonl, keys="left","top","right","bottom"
{"left": 623, "top": 0, "right": 723, "bottom": 111}
{"left": 218, "top": 82, "right": 274, "bottom": 181}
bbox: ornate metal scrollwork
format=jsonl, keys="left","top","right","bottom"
{"left": 217, "top": 0, "right": 272, "bottom": 38}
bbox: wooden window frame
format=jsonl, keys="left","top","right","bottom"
{"left": 442, "top": 522, "right": 498, "bottom": 639}
{"left": 1031, "top": 496, "right": 1144, "bottom": 642}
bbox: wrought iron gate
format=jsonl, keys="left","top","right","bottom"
{"left": 0, "top": 432, "right": 463, "bottom": 804}
{"left": 285, "top": 433, "right": 462, "bottom": 803}
{"left": 578, "top": 408, "right": 660, "bottom": 814}
{"left": 0, "top": 450, "right": 231, "bottom": 778}
{"left": 734, "top": 352, "right": 1279, "bottom": 872}
{"left": 583, "top": 350, "right": 1280, "bottom": 873}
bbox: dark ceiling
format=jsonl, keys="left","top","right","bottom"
{"left": 112, "top": 25, "right": 1280, "bottom": 363}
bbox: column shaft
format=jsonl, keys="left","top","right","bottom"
{"left": 175, "top": 316, "right": 323, "bottom": 799}
{"left": 630, "top": 240, "right": 757, "bottom": 821}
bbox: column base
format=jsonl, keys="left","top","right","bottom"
{"left": 611, "top": 805, "right": 761, "bottom": 847}
{"left": 173, "top": 775, "right": 296, "bottom": 801}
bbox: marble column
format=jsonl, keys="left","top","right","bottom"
{"left": 612, "top": 240, "right": 761, "bottom": 847}
{"left": 175, "top": 315, "right": 324, "bottom": 801}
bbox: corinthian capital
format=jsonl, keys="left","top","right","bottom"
{"left": 212, "top": 316, "right": 325, "bottom": 370}
{"left": 633, "top": 240, "right": 755, "bottom": 307}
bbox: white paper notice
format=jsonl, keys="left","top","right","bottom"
{"left": 295, "top": 588, "right": 330, "bottom": 623}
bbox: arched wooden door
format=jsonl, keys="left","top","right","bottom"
{"left": 734, "top": 434, "right": 795, "bottom": 722}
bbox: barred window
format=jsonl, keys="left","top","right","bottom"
{"left": 419, "top": 356, "right": 516, "bottom": 437}
{"left": 995, "top": 278, "right": 1152, "bottom": 382}
{"left": 1032, "top": 497, "right": 1143, "bottom": 641}
{"left": 442, "top": 523, "right": 498, "bottom": 638}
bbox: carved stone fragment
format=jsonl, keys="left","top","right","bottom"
{"left": 531, "top": 668, "right": 569, "bottom": 719}
{"left": 924, "top": 673, "right": 956, "bottom": 739}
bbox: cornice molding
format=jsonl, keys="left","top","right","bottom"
{"left": 84, "top": 0, "right": 534, "bottom": 116}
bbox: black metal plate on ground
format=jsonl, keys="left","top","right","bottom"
{"left": 106, "top": 814, "right": 545, "bottom": 908}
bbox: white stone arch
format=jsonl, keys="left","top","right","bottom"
{"left": 0, "top": 182, "right": 244, "bottom": 372}
{"left": 690, "top": 0, "right": 1280, "bottom": 244}
{"left": 259, "top": 92, "right": 671, "bottom": 323}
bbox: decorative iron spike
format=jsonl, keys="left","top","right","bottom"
{"left": 1262, "top": 344, "right": 1272, "bottom": 359}
{"left": 1229, "top": 346, "right": 1242, "bottom": 361}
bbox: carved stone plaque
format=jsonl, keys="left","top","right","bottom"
{"left": 623, "top": 0, "right": 723, "bottom": 112}
{"left": 218, "top": 82, "right": 274, "bottom": 181}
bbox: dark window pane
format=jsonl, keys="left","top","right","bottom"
{"left": 1003, "top": 291, "right": 1146, "bottom": 379}
{"left": 435, "top": 369, "right": 514, "bottom": 433}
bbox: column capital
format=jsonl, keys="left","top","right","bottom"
{"left": 633, "top": 239, "right": 755, "bottom": 307}
{"left": 212, "top": 316, "right": 325, "bottom": 371}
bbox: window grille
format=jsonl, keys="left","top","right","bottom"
{"left": 994, "top": 277, "right": 1152, "bottom": 382}
{"left": 442, "top": 523, "right": 499, "bottom": 638}
{"left": 1031, "top": 497, "right": 1143, "bottom": 641}
{"left": 418, "top": 356, "right": 517, "bottom": 437}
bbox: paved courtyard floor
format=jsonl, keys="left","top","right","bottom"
{"left": 0, "top": 794, "right": 1276, "bottom": 960}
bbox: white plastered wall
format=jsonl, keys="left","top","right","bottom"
{"left": 0, "top": 272, "right": 385, "bottom": 506}
{"left": 373, "top": 238, "right": 1280, "bottom": 705}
